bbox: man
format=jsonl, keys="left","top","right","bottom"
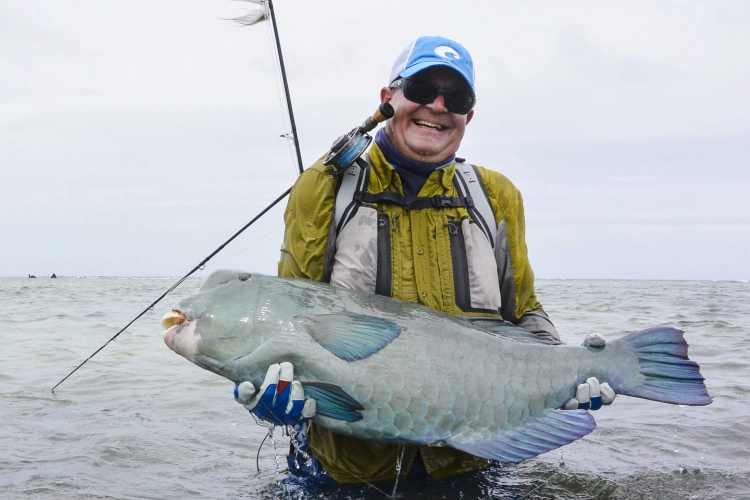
{"left": 235, "top": 36, "right": 614, "bottom": 484}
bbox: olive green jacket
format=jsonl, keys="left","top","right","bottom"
{"left": 278, "top": 143, "right": 557, "bottom": 483}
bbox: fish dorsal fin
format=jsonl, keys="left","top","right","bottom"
{"left": 300, "top": 381, "right": 364, "bottom": 422}
{"left": 448, "top": 409, "right": 595, "bottom": 462}
{"left": 458, "top": 317, "right": 550, "bottom": 345}
{"left": 295, "top": 312, "right": 401, "bottom": 361}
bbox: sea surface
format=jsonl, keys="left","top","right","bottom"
{"left": 1, "top": 277, "right": 749, "bottom": 499}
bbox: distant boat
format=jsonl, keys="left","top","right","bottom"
{"left": 28, "top": 274, "right": 36, "bottom": 278}
{"left": 51, "top": 274, "right": 57, "bottom": 278}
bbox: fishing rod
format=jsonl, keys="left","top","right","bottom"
{"left": 267, "top": 0, "right": 304, "bottom": 175}
{"left": 52, "top": 188, "right": 292, "bottom": 392}
{"left": 52, "top": 0, "right": 301, "bottom": 392}
{"left": 52, "top": 103, "right": 393, "bottom": 393}
{"left": 52, "top": 1, "right": 395, "bottom": 391}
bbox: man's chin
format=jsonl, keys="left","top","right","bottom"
{"left": 403, "top": 143, "right": 454, "bottom": 163}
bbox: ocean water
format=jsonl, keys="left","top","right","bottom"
{"left": 1, "top": 276, "right": 749, "bottom": 500}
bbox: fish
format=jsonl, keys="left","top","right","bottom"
{"left": 162, "top": 269, "right": 712, "bottom": 463}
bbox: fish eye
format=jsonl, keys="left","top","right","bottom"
{"left": 237, "top": 272, "right": 252, "bottom": 282}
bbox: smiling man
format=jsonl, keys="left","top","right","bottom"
{"left": 383, "top": 66, "right": 473, "bottom": 163}
{"left": 235, "top": 36, "right": 613, "bottom": 485}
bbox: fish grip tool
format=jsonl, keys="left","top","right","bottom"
{"left": 324, "top": 102, "right": 394, "bottom": 175}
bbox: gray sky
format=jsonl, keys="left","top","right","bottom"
{"left": 2, "top": 0, "right": 748, "bottom": 280}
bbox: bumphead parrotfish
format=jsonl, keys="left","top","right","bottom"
{"left": 162, "top": 270, "right": 711, "bottom": 462}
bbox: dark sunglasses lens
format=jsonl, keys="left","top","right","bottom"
{"left": 402, "top": 80, "right": 474, "bottom": 114}
{"left": 444, "top": 92, "right": 475, "bottom": 115}
{"left": 403, "top": 80, "right": 439, "bottom": 105}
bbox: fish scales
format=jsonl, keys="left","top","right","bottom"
{"left": 163, "top": 270, "right": 712, "bottom": 462}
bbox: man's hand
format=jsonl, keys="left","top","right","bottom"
{"left": 562, "top": 377, "right": 616, "bottom": 410}
{"left": 234, "top": 362, "right": 316, "bottom": 426}
{"left": 562, "top": 334, "right": 616, "bottom": 410}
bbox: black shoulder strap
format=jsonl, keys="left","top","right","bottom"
{"left": 323, "top": 156, "right": 369, "bottom": 283}
{"left": 333, "top": 156, "right": 370, "bottom": 235}
{"left": 357, "top": 191, "right": 474, "bottom": 211}
{"left": 324, "top": 156, "right": 497, "bottom": 282}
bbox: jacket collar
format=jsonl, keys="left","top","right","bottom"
{"left": 368, "top": 142, "right": 456, "bottom": 196}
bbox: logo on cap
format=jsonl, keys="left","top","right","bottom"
{"left": 434, "top": 46, "right": 460, "bottom": 60}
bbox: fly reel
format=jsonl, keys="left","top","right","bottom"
{"left": 323, "top": 102, "right": 394, "bottom": 175}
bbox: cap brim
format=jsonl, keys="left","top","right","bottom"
{"left": 398, "top": 61, "right": 475, "bottom": 95}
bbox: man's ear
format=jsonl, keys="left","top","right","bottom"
{"left": 465, "top": 109, "right": 475, "bottom": 126}
{"left": 380, "top": 87, "right": 393, "bottom": 103}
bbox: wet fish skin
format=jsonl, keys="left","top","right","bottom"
{"left": 163, "top": 270, "right": 711, "bottom": 462}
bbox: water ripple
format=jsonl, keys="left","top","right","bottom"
{"left": 1, "top": 277, "right": 748, "bottom": 499}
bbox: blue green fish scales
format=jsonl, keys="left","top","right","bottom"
{"left": 163, "top": 270, "right": 711, "bottom": 462}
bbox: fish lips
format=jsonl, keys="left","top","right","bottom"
{"left": 162, "top": 310, "right": 201, "bottom": 361}
{"left": 161, "top": 298, "right": 208, "bottom": 332}
{"left": 161, "top": 309, "right": 187, "bottom": 330}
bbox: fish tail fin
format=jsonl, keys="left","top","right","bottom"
{"left": 611, "top": 327, "right": 712, "bottom": 406}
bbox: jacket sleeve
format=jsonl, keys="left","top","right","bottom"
{"left": 478, "top": 166, "right": 562, "bottom": 344}
{"left": 277, "top": 163, "right": 337, "bottom": 281}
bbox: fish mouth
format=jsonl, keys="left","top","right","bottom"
{"left": 162, "top": 309, "right": 199, "bottom": 361}
{"left": 162, "top": 310, "right": 187, "bottom": 331}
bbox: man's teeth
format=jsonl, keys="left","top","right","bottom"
{"left": 414, "top": 120, "right": 443, "bottom": 130}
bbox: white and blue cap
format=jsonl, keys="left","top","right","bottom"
{"left": 389, "top": 36, "right": 476, "bottom": 96}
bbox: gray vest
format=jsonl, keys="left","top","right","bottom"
{"left": 323, "top": 158, "right": 506, "bottom": 315}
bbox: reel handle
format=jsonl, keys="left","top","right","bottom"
{"left": 360, "top": 103, "right": 395, "bottom": 133}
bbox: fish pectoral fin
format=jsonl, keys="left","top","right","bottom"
{"left": 300, "top": 381, "right": 364, "bottom": 422}
{"left": 447, "top": 409, "right": 595, "bottom": 463}
{"left": 295, "top": 312, "right": 401, "bottom": 362}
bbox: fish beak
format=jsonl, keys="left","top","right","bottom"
{"left": 162, "top": 310, "right": 187, "bottom": 330}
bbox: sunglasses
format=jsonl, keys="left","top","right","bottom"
{"left": 390, "top": 78, "right": 476, "bottom": 115}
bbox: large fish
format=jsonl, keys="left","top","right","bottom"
{"left": 162, "top": 269, "right": 712, "bottom": 462}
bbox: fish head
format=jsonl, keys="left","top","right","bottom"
{"left": 162, "top": 269, "right": 295, "bottom": 376}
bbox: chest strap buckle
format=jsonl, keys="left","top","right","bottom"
{"left": 432, "top": 195, "right": 474, "bottom": 208}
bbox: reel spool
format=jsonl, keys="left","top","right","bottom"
{"left": 324, "top": 102, "right": 394, "bottom": 175}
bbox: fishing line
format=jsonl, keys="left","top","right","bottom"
{"left": 241, "top": 356, "right": 453, "bottom": 498}
{"left": 248, "top": 414, "right": 395, "bottom": 498}
{"left": 265, "top": 0, "right": 304, "bottom": 175}
{"left": 517, "top": 427, "right": 605, "bottom": 498}
{"left": 51, "top": 187, "right": 292, "bottom": 392}
{"left": 518, "top": 471, "right": 561, "bottom": 499}
{"left": 53, "top": 0, "right": 307, "bottom": 392}
{"left": 392, "top": 445, "right": 406, "bottom": 498}
{"left": 247, "top": 415, "right": 396, "bottom": 499}
{"left": 250, "top": 413, "right": 279, "bottom": 472}
{"left": 261, "top": 2, "right": 298, "bottom": 176}
{"left": 256, "top": 430, "right": 270, "bottom": 472}
{"left": 204, "top": 222, "right": 284, "bottom": 267}
{"left": 296, "top": 433, "right": 397, "bottom": 500}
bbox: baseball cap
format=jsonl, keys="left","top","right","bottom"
{"left": 389, "top": 36, "right": 475, "bottom": 96}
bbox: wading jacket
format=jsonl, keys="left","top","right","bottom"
{"left": 278, "top": 142, "right": 559, "bottom": 483}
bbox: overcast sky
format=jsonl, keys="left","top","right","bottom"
{"left": 2, "top": 0, "right": 748, "bottom": 280}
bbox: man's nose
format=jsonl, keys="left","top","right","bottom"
{"left": 426, "top": 93, "right": 449, "bottom": 112}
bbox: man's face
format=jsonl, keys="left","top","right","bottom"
{"left": 380, "top": 66, "right": 474, "bottom": 164}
